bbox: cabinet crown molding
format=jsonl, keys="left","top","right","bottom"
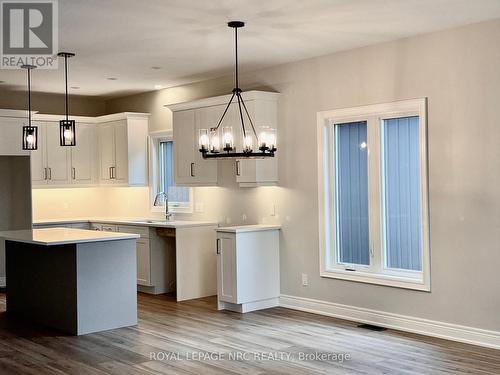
{"left": 0, "top": 109, "right": 37, "bottom": 119}
{"left": 165, "top": 90, "right": 280, "bottom": 112}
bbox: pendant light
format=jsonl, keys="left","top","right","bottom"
{"left": 21, "top": 64, "right": 38, "bottom": 151}
{"left": 58, "top": 52, "right": 76, "bottom": 146}
{"left": 198, "top": 21, "right": 277, "bottom": 159}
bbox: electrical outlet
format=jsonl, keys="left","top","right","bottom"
{"left": 301, "top": 273, "right": 308, "bottom": 286}
{"left": 242, "top": 214, "right": 247, "bottom": 221}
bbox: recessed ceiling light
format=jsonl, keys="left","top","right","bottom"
{"left": 107, "top": 77, "right": 118, "bottom": 81}
{"left": 154, "top": 84, "right": 163, "bottom": 90}
{"left": 151, "top": 66, "right": 162, "bottom": 70}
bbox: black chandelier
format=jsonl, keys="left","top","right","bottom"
{"left": 198, "top": 21, "right": 277, "bottom": 159}
{"left": 58, "top": 52, "right": 76, "bottom": 146}
{"left": 21, "top": 64, "right": 38, "bottom": 151}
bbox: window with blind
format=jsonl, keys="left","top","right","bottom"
{"left": 318, "top": 99, "right": 430, "bottom": 291}
{"left": 159, "top": 141, "right": 190, "bottom": 205}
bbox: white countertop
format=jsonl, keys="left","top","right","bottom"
{"left": 216, "top": 224, "right": 281, "bottom": 233}
{"left": 0, "top": 228, "right": 139, "bottom": 246}
{"left": 33, "top": 217, "right": 218, "bottom": 229}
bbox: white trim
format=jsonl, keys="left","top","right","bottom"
{"left": 279, "top": 294, "right": 500, "bottom": 350}
{"left": 0, "top": 277, "right": 5, "bottom": 288}
{"left": 0, "top": 109, "right": 36, "bottom": 118}
{"left": 317, "top": 98, "right": 430, "bottom": 291}
{"left": 32, "top": 114, "right": 98, "bottom": 123}
{"left": 96, "top": 112, "right": 150, "bottom": 123}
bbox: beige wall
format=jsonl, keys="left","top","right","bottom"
{"left": 103, "top": 19, "right": 500, "bottom": 332}
{"left": 0, "top": 90, "right": 105, "bottom": 116}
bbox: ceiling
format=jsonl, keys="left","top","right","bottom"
{"left": 1, "top": 0, "right": 500, "bottom": 99}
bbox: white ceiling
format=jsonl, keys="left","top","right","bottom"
{"left": 1, "top": 0, "right": 500, "bottom": 99}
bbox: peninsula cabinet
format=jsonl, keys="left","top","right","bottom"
{"left": 97, "top": 113, "right": 149, "bottom": 186}
{"left": 216, "top": 225, "right": 280, "bottom": 313}
{"left": 168, "top": 90, "right": 280, "bottom": 187}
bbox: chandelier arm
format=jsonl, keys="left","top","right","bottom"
{"left": 238, "top": 92, "right": 258, "bottom": 140}
{"left": 236, "top": 93, "right": 247, "bottom": 138}
{"left": 213, "top": 92, "right": 236, "bottom": 131}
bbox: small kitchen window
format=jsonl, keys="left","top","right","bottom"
{"left": 150, "top": 131, "right": 192, "bottom": 213}
{"left": 317, "top": 99, "right": 430, "bottom": 291}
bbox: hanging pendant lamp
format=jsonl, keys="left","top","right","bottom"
{"left": 58, "top": 52, "right": 76, "bottom": 146}
{"left": 21, "top": 64, "right": 38, "bottom": 151}
{"left": 198, "top": 21, "right": 277, "bottom": 159}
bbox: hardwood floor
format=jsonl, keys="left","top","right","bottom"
{"left": 0, "top": 293, "right": 498, "bottom": 374}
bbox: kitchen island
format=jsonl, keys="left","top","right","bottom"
{"left": 0, "top": 228, "right": 139, "bottom": 335}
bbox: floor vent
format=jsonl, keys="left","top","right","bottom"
{"left": 357, "top": 323, "right": 387, "bottom": 331}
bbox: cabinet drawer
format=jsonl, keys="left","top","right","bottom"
{"left": 117, "top": 225, "right": 150, "bottom": 238}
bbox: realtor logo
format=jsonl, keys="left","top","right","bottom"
{"left": 1, "top": 0, "right": 58, "bottom": 69}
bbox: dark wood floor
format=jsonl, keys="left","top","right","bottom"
{"left": 0, "top": 293, "right": 498, "bottom": 374}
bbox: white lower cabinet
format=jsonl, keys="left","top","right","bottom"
{"left": 136, "top": 238, "right": 151, "bottom": 286}
{"left": 216, "top": 226, "right": 280, "bottom": 313}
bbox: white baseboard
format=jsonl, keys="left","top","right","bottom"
{"left": 279, "top": 294, "right": 500, "bottom": 350}
{"left": 0, "top": 277, "right": 5, "bottom": 288}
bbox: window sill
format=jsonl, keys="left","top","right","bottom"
{"left": 320, "top": 268, "right": 430, "bottom": 292}
{"left": 150, "top": 206, "right": 193, "bottom": 215}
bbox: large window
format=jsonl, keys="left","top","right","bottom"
{"left": 318, "top": 99, "right": 430, "bottom": 290}
{"left": 150, "top": 132, "right": 192, "bottom": 212}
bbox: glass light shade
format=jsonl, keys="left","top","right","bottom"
{"left": 60, "top": 119, "right": 76, "bottom": 146}
{"left": 243, "top": 134, "right": 253, "bottom": 152}
{"left": 22, "top": 125, "right": 38, "bottom": 150}
{"left": 267, "top": 128, "right": 277, "bottom": 150}
{"left": 222, "top": 126, "right": 234, "bottom": 151}
{"left": 209, "top": 129, "right": 220, "bottom": 153}
{"left": 199, "top": 129, "right": 209, "bottom": 152}
{"left": 258, "top": 126, "right": 269, "bottom": 150}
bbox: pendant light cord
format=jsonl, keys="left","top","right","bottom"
{"left": 235, "top": 26, "right": 238, "bottom": 89}
{"left": 27, "top": 67, "right": 32, "bottom": 127}
{"left": 64, "top": 54, "right": 69, "bottom": 121}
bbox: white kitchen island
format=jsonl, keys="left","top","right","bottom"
{"left": 0, "top": 228, "right": 139, "bottom": 335}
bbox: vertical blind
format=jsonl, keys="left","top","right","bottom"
{"left": 334, "top": 121, "right": 370, "bottom": 265}
{"left": 382, "top": 117, "right": 422, "bottom": 271}
{"left": 159, "top": 141, "right": 190, "bottom": 203}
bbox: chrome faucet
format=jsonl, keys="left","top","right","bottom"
{"left": 154, "top": 192, "right": 173, "bottom": 221}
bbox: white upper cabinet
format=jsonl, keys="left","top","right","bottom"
{"left": 31, "top": 114, "right": 97, "bottom": 187}
{"left": 0, "top": 110, "right": 31, "bottom": 156}
{"left": 97, "top": 113, "right": 149, "bottom": 186}
{"left": 71, "top": 123, "right": 95, "bottom": 184}
{"left": 168, "top": 90, "right": 280, "bottom": 187}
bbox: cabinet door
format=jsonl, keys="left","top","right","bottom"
{"left": 172, "top": 110, "right": 195, "bottom": 185}
{"left": 98, "top": 123, "right": 115, "bottom": 181}
{"left": 113, "top": 121, "right": 129, "bottom": 182}
{"left": 136, "top": 238, "right": 151, "bottom": 286}
{"left": 30, "top": 124, "right": 46, "bottom": 185}
{"left": 217, "top": 234, "right": 237, "bottom": 303}
{"left": 193, "top": 107, "right": 218, "bottom": 184}
{"left": 71, "top": 123, "right": 94, "bottom": 184}
{"left": 45, "top": 122, "right": 71, "bottom": 184}
{"left": 0, "top": 116, "right": 29, "bottom": 156}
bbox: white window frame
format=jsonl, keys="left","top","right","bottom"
{"left": 317, "top": 98, "right": 430, "bottom": 291}
{"left": 149, "top": 130, "right": 193, "bottom": 214}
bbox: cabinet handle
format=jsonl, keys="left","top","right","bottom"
{"left": 48, "top": 167, "right": 52, "bottom": 180}
{"left": 236, "top": 160, "right": 241, "bottom": 176}
{"left": 43, "top": 167, "right": 47, "bottom": 180}
{"left": 216, "top": 238, "right": 221, "bottom": 254}
{"left": 72, "top": 167, "right": 76, "bottom": 180}
{"left": 111, "top": 166, "right": 116, "bottom": 179}
{"left": 190, "top": 163, "right": 195, "bottom": 177}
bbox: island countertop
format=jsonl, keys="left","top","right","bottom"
{"left": 0, "top": 228, "right": 139, "bottom": 246}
